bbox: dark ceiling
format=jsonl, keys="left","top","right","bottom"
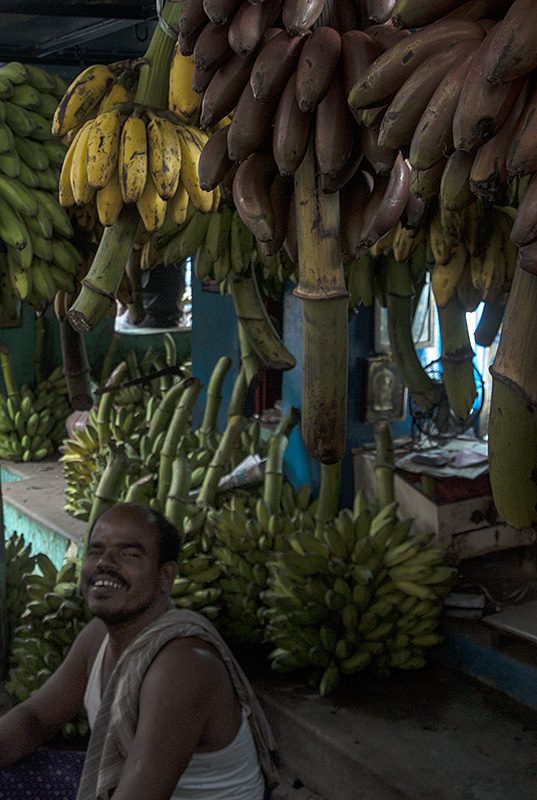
{"left": 0, "top": 1, "right": 161, "bottom": 79}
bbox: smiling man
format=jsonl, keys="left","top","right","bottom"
{"left": 0, "top": 503, "right": 279, "bottom": 800}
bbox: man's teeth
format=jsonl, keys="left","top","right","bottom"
{"left": 94, "top": 578, "right": 122, "bottom": 589}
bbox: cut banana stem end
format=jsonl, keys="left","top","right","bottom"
{"left": 315, "top": 462, "right": 342, "bottom": 525}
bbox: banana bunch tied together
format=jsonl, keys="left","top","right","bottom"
{"left": 3, "top": 533, "right": 36, "bottom": 652}
{"left": 0, "top": 366, "right": 70, "bottom": 462}
{"left": 263, "top": 491, "right": 457, "bottom": 696}
{"left": 52, "top": 59, "right": 219, "bottom": 234}
{"left": 6, "top": 553, "right": 91, "bottom": 739}
{"left": 0, "top": 62, "right": 89, "bottom": 315}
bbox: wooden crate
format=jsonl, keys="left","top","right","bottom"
{"left": 353, "top": 449, "right": 534, "bottom": 559}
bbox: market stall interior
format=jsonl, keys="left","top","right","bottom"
{"left": 1, "top": 1, "right": 537, "bottom": 797}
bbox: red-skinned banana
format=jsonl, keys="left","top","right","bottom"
{"left": 315, "top": 65, "right": 356, "bottom": 182}
{"left": 483, "top": 0, "right": 537, "bottom": 85}
{"left": 294, "top": 27, "right": 341, "bottom": 113}
{"left": 506, "top": 81, "right": 537, "bottom": 178}
{"left": 439, "top": 150, "right": 475, "bottom": 211}
{"left": 250, "top": 29, "right": 310, "bottom": 105}
{"left": 340, "top": 170, "right": 373, "bottom": 260}
{"left": 470, "top": 81, "right": 529, "bottom": 204}
{"left": 362, "top": 22, "right": 410, "bottom": 52}
{"left": 227, "top": 81, "right": 278, "bottom": 164}
{"left": 340, "top": 30, "right": 381, "bottom": 120}
{"left": 365, "top": 0, "right": 396, "bottom": 24}
{"left": 358, "top": 153, "right": 410, "bottom": 256}
{"left": 443, "top": 0, "right": 513, "bottom": 21}
{"left": 377, "top": 38, "right": 481, "bottom": 152}
{"left": 198, "top": 125, "right": 234, "bottom": 191}
{"left": 273, "top": 72, "right": 313, "bottom": 177}
{"left": 453, "top": 29, "right": 526, "bottom": 153}
{"left": 321, "top": 134, "right": 363, "bottom": 194}
{"left": 282, "top": 0, "right": 328, "bottom": 36}
{"left": 409, "top": 158, "right": 447, "bottom": 201}
{"left": 261, "top": 173, "right": 294, "bottom": 257}
{"left": 360, "top": 126, "right": 397, "bottom": 176}
{"left": 348, "top": 18, "right": 484, "bottom": 111}
{"left": 228, "top": 0, "right": 281, "bottom": 57}
{"left": 409, "top": 50, "right": 477, "bottom": 170}
{"left": 391, "top": 0, "right": 470, "bottom": 28}
{"left": 232, "top": 151, "right": 278, "bottom": 243}
{"left": 179, "top": 0, "right": 208, "bottom": 40}
{"left": 202, "top": 0, "right": 242, "bottom": 25}
{"left": 332, "top": 0, "right": 362, "bottom": 33}
{"left": 193, "top": 20, "right": 232, "bottom": 73}
{"left": 511, "top": 173, "right": 537, "bottom": 248}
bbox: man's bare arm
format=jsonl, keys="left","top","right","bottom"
{"left": 0, "top": 618, "right": 104, "bottom": 768}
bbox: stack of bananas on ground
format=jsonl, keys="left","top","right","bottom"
{"left": 53, "top": 57, "right": 219, "bottom": 234}
{"left": 6, "top": 552, "right": 91, "bottom": 738}
{"left": 262, "top": 492, "right": 456, "bottom": 695}
{"left": 3, "top": 533, "right": 36, "bottom": 655}
{"left": 0, "top": 61, "right": 89, "bottom": 315}
{"left": 0, "top": 358, "right": 71, "bottom": 462}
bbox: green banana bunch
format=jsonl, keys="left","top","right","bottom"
{"left": 6, "top": 551, "right": 91, "bottom": 739}
{"left": 3, "top": 532, "right": 36, "bottom": 652}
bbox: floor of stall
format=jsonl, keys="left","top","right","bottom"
{"left": 2, "top": 459, "right": 537, "bottom": 800}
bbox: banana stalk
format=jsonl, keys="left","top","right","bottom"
{"left": 60, "top": 319, "right": 93, "bottom": 410}
{"left": 97, "top": 361, "right": 128, "bottom": 449}
{"left": 373, "top": 421, "right": 395, "bottom": 510}
{"left": 67, "top": 1, "right": 183, "bottom": 332}
{"left": 0, "top": 344, "right": 20, "bottom": 407}
{"left": 227, "top": 365, "right": 248, "bottom": 418}
{"left": 100, "top": 333, "right": 120, "bottom": 385}
{"left": 164, "top": 442, "right": 192, "bottom": 536}
{"left": 271, "top": 405, "right": 301, "bottom": 442}
{"left": 293, "top": 140, "right": 349, "bottom": 464}
{"left": 85, "top": 443, "right": 130, "bottom": 549}
{"left": 67, "top": 205, "right": 141, "bottom": 332}
{"left": 157, "top": 376, "right": 203, "bottom": 507}
{"left": 238, "top": 320, "right": 263, "bottom": 387}
{"left": 437, "top": 295, "right": 477, "bottom": 422}
{"left": 196, "top": 415, "right": 245, "bottom": 507}
{"left": 198, "top": 357, "right": 232, "bottom": 449}
{"left": 147, "top": 378, "right": 188, "bottom": 445}
{"left": 315, "top": 462, "right": 341, "bottom": 526}
{"left": 263, "top": 433, "right": 290, "bottom": 515}
{"left": 34, "top": 315, "right": 45, "bottom": 385}
{"left": 489, "top": 264, "right": 537, "bottom": 531}
{"left": 125, "top": 473, "right": 154, "bottom": 506}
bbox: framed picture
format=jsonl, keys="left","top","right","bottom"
{"left": 375, "top": 274, "right": 435, "bottom": 353}
{"left": 364, "top": 356, "right": 408, "bottom": 424}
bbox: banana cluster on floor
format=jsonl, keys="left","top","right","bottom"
{"left": 5, "top": 551, "right": 91, "bottom": 739}
{"left": 0, "top": 62, "right": 88, "bottom": 317}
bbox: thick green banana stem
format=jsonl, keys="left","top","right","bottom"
{"left": 85, "top": 443, "right": 130, "bottom": 552}
{"left": 293, "top": 141, "right": 349, "bottom": 465}
{"left": 60, "top": 319, "right": 93, "bottom": 410}
{"left": 227, "top": 365, "right": 248, "bottom": 418}
{"left": 100, "top": 334, "right": 120, "bottom": 385}
{"left": 0, "top": 344, "right": 19, "bottom": 405}
{"left": 373, "top": 421, "right": 395, "bottom": 510}
{"left": 157, "top": 377, "right": 203, "bottom": 507}
{"left": 489, "top": 265, "right": 537, "bottom": 531}
{"left": 97, "top": 361, "right": 128, "bottom": 450}
{"left": 315, "top": 462, "right": 341, "bottom": 526}
{"left": 263, "top": 433, "right": 290, "bottom": 514}
{"left": 438, "top": 295, "right": 477, "bottom": 421}
{"left": 164, "top": 442, "right": 191, "bottom": 536}
{"left": 67, "top": 206, "right": 141, "bottom": 333}
{"left": 198, "top": 357, "right": 232, "bottom": 448}
{"left": 147, "top": 378, "right": 188, "bottom": 445}
{"left": 196, "top": 415, "right": 245, "bottom": 507}
{"left": 67, "top": 1, "right": 182, "bottom": 332}
{"left": 228, "top": 267, "right": 296, "bottom": 371}
{"left": 238, "top": 320, "right": 263, "bottom": 387}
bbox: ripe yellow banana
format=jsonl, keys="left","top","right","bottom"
{"left": 69, "top": 119, "right": 96, "bottom": 206}
{"left": 96, "top": 167, "right": 124, "bottom": 226}
{"left": 86, "top": 108, "right": 122, "bottom": 189}
{"left": 146, "top": 113, "right": 182, "bottom": 201}
{"left": 167, "top": 181, "right": 190, "bottom": 226}
{"left": 52, "top": 64, "right": 116, "bottom": 138}
{"left": 118, "top": 113, "right": 148, "bottom": 203}
{"left": 168, "top": 43, "right": 202, "bottom": 124}
{"left": 176, "top": 126, "right": 214, "bottom": 213}
{"left": 136, "top": 172, "right": 167, "bottom": 233}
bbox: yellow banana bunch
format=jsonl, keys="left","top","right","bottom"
{"left": 118, "top": 112, "right": 148, "bottom": 203}
{"left": 168, "top": 44, "right": 201, "bottom": 125}
{"left": 146, "top": 112, "right": 182, "bottom": 200}
{"left": 86, "top": 106, "right": 123, "bottom": 189}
